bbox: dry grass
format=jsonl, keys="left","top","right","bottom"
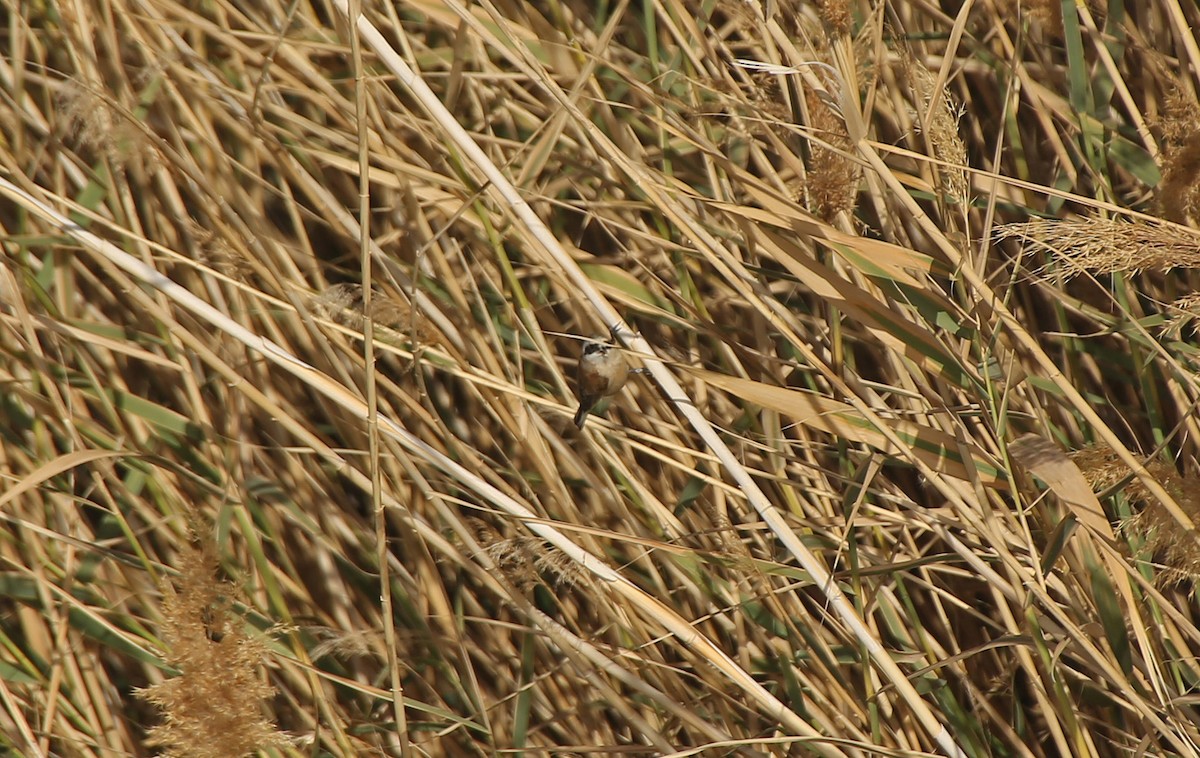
{"left": 4, "top": 0, "right": 1200, "bottom": 756}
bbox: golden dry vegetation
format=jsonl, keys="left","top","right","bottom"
{"left": 4, "top": 0, "right": 1200, "bottom": 756}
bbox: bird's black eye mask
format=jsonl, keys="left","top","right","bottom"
{"left": 583, "top": 342, "right": 610, "bottom": 356}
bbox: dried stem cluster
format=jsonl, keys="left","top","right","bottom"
{"left": 4, "top": 0, "right": 1200, "bottom": 756}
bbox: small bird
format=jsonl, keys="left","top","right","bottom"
{"left": 574, "top": 337, "right": 630, "bottom": 428}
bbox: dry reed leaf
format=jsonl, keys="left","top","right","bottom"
{"left": 711, "top": 191, "right": 946, "bottom": 283}
{"left": 751, "top": 226, "right": 972, "bottom": 386}
{"left": 1007, "top": 434, "right": 1154, "bottom": 692}
{"left": 0, "top": 449, "right": 130, "bottom": 509}
{"left": 1009, "top": 435, "right": 1113, "bottom": 539}
{"left": 688, "top": 367, "right": 1001, "bottom": 484}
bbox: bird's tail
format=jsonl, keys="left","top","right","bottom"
{"left": 573, "top": 400, "right": 592, "bottom": 428}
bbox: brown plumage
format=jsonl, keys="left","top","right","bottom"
{"left": 574, "top": 339, "right": 629, "bottom": 428}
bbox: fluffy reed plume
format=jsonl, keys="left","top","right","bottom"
{"left": 309, "top": 282, "right": 427, "bottom": 344}
{"left": 138, "top": 545, "right": 284, "bottom": 758}
{"left": 994, "top": 0, "right": 1060, "bottom": 26}
{"left": 814, "top": 0, "right": 851, "bottom": 35}
{"left": 902, "top": 51, "right": 969, "bottom": 211}
{"left": 1072, "top": 445, "right": 1200, "bottom": 585}
{"left": 57, "top": 81, "right": 147, "bottom": 166}
{"left": 469, "top": 519, "right": 583, "bottom": 592}
{"left": 1165, "top": 291, "right": 1200, "bottom": 338}
{"left": 1158, "top": 92, "right": 1200, "bottom": 224}
{"left": 804, "top": 82, "right": 859, "bottom": 222}
{"left": 998, "top": 217, "right": 1200, "bottom": 276}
